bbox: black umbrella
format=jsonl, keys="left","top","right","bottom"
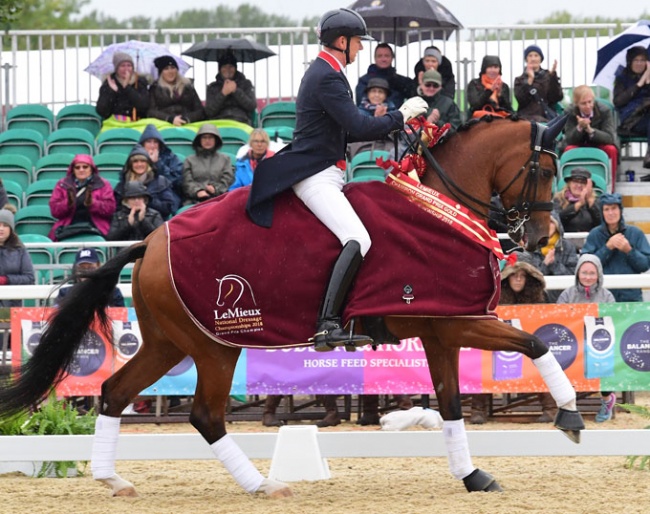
{"left": 182, "top": 37, "right": 276, "bottom": 63}
{"left": 348, "top": 0, "right": 462, "bottom": 46}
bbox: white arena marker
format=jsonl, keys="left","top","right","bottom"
{"left": 268, "top": 425, "right": 331, "bottom": 482}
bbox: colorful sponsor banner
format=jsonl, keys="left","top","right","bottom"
{"left": 10, "top": 304, "right": 650, "bottom": 396}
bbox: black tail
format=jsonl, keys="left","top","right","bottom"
{"left": 0, "top": 242, "right": 147, "bottom": 417}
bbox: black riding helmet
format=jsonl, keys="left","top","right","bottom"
{"left": 317, "top": 8, "right": 373, "bottom": 64}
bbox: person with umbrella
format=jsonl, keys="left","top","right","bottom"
{"left": 613, "top": 46, "right": 650, "bottom": 168}
{"left": 148, "top": 55, "right": 205, "bottom": 126}
{"left": 354, "top": 42, "right": 414, "bottom": 108}
{"left": 205, "top": 52, "right": 257, "bottom": 126}
{"left": 95, "top": 52, "right": 150, "bottom": 122}
{"left": 246, "top": 8, "right": 427, "bottom": 351}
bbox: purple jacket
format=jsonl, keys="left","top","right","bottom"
{"left": 49, "top": 155, "right": 116, "bottom": 240}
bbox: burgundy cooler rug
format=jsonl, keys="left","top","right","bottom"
{"left": 167, "top": 182, "right": 501, "bottom": 349}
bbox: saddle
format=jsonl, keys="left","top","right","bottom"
{"left": 167, "top": 182, "right": 500, "bottom": 349}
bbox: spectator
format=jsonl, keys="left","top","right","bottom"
{"left": 183, "top": 124, "right": 234, "bottom": 203}
{"left": 106, "top": 181, "right": 164, "bottom": 241}
{"left": 581, "top": 192, "right": 650, "bottom": 302}
{"left": 114, "top": 145, "right": 179, "bottom": 219}
{"left": 557, "top": 254, "right": 617, "bottom": 422}
{"left": 514, "top": 45, "right": 562, "bottom": 122}
{"left": 470, "top": 255, "right": 553, "bottom": 424}
{"left": 418, "top": 69, "right": 462, "bottom": 131}
{"left": 205, "top": 52, "right": 257, "bottom": 126}
{"left": 138, "top": 124, "right": 184, "bottom": 202}
{"left": 0, "top": 208, "right": 35, "bottom": 308}
{"left": 148, "top": 55, "right": 205, "bottom": 126}
{"left": 466, "top": 55, "right": 513, "bottom": 118}
{"left": 613, "top": 46, "right": 650, "bottom": 168}
{"left": 355, "top": 42, "right": 414, "bottom": 108}
{"left": 95, "top": 52, "right": 149, "bottom": 121}
{"left": 553, "top": 168, "right": 601, "bottom": 236}
{"left": 413, "top": 46, "right": 456, "bottom": 99}
{"left": 229, "top": 129, "right": 275, "bottom": 191}
{"left": 348, "top": 77, "right": 398, "bottom": 159}
{"left": 49, "top": 155, "right": 116, "bottom": 241}
{"left": 56, "top": 248, "right": 124, "bottom": 307}
{"left": 521, "top": 212, "right": 578, "bottom": 302}
{"left": 563, "top": 85, "right": 619, "bottom": 182}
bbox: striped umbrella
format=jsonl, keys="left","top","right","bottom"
{"left": 593, "top": 20, "right": 650, "bottom": 89}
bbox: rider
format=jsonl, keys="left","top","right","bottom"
{"left": 247, "top": 8, "right": 427, "bottom": 351}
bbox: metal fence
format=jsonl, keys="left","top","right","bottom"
{"left": 0, "top": 23, "right": 631, "bottom": 118}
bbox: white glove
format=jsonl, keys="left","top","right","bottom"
{"left": 398, "top": 96, "right": 429, "bottom": 122}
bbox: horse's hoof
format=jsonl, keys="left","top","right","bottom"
{"left": 113, "top": 486, "right": 138, "bottom": 497}
{"left": 98, "top": 474, "right": 138, "bottom": 497}
{"left": 462, "top": 468, "right": 503, "bottom": 493}
{"left": 554, "top": 408, "right": 584, "bottom": 444}
{"left": 258, "top": 478, "right": 293, "bottom": 498}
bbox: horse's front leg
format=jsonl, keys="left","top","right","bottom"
{"left": 421, "top": 337, "right": 502, "bottom": 493}
{"left": 434, "top": 318, "right": 585, "bottom": 442}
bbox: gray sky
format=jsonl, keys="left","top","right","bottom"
{"left": 83, "top": 0, "right": 649, "bottom": 26}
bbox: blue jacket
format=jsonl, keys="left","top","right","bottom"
{"left": 247, "top": 51, "right": 404, "bottom": 227}
{"left": 139, "top": 124, "right": 184, "bottom": 198}
{"left": 355, "top": 64, "right": 414, "bottom": 108}
{"left": 581, "top": 199, "right": 650, "bottom": 302}
{"left": 0, "top": 244, "right": 35, "bottom": 308}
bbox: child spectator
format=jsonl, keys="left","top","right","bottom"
{"left": 106, "top": 181, "right": 164, "bottom": 241}
{"left": 358, "top": 77, "right": 396, "bottom": 117}
{"left": 557, "top": 254, "right": 617, "bottom": 422}
{"left": 114, "top": 145, "right": 179, "bottom": 219}
{"left": 183, "top": 124, "right": 234, "bottom": 203}
{"left": 49, "top": 154, "right": 116, "bottom": 241}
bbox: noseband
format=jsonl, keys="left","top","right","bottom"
{"left": 408, "top": 119, "right": 558, "bottom": 242}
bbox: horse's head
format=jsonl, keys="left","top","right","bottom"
{"left": 493, "top": 115, "right": 567, "bottom": 251}
{"left": 215, "top": 274, "right": 257, "bottom": 308}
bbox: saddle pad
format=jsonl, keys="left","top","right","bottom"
{"left": 167, "top": 182, "right": 500, "bottom": 349}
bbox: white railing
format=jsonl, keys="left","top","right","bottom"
{"left": 0, "top": 23, "right": 632, "bottom": 115}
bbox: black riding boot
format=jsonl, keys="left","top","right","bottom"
{"left": 311, "top": 241, "right": 373, "bottom": 352}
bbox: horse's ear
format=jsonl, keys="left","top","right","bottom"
{"left": 541, "top": 114, "right": 568, "bottom": 149}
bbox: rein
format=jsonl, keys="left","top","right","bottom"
{"left": 401, "top": 117, "right": 558, "bottom": 241}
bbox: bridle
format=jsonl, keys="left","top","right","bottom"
{"left": 403, "top": 117, "right": 561, "bottom": 242}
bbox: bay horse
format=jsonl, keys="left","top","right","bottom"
{"left": 0, "top": 115, "right": 584, "bottom": 498}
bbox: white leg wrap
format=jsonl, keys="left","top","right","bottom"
{"left": 442, "top": 419, "right": 474, "bottom": 480}
{"left": 533, "top": 351, "right": 576, "bottom": 410}
{"left": 210, "top": 434, "right": 264, "bottom": 493}
{"left": 91, "top": 414, "right": 121, "bottom": 480}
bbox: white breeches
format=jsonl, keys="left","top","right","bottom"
{"left": 292, "top": 165, "right": 371, "bottom": 256}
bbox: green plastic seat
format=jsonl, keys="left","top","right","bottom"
{"left": 559, "top": 147, "right": 610, "bottom": 191}
{"left": 14, "top": 205, "right": 56, "bottom": 238}
{"left": 25, "top": 179, "right": 60, "bottom": 207}
{"left": 159, "top": 127, "right": 196, "bottom": 156}
{"left": 20, "top": 233, "right": 55, "bottom": 266}
{"left": 260, "top": 101, "right": 297, "bottom": 129}
{"left": 218, "top": 127, "right": 250, "bottom": 156}
{"left": 0, "top": 128, "right": 45, "bottom": 166}
{"left": 34, "top": 153, "right": 75, "bottom": 182}
{"left": 46, "top": 128, "right": 95, "bottom": 156}
{"left": 95, "top": 128, "right": 140, "bottom": 156}
{"left": 6, "top": 104, "right": 55, "bottom": 139}
{"left": 93, "top": 153, "right": 126, "bottom": 182}
{"left": 0, "top": 154, "right": 34, "bottom": 189}
{"left": 264, "top": 126, "right": 294, "bottom": 142}
{"left": 3, "top": 179, "right": 24, "bottom": 209}
{"left": 55, "top": 104, "right": 103, "bottom": 137}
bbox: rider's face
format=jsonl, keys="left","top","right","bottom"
{"left": 347, "top": 36, "right": 363, "bottom": 64}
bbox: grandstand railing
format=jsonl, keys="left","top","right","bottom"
{"left": 0, "top": 23, "right": 633, "bottom": 118}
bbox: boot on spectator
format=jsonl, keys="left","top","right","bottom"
{"left": 536, "top": 392, "right": 557, "bottom": 423}
{"left": 470, "top": 394, "right": 490, "bottom": 425}
{"left": 316, "top": 395, "right": 341, "bottom": 427}
{"left": 262, "top": 395, "right": 284, "bottom": 427}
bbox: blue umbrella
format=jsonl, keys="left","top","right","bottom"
{"left": 593, "top": 20, "right": 650, "bottom": 89}
{"left": 85, "top": 40, "right": 192, "bottom": 81}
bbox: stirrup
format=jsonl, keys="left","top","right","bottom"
{"left": 309, "top": 319, "right": 373, "bottom": 352}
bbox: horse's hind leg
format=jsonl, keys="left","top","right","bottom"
{"left": 92, "top": 293, "right": 186, "bottom": 497}
{"left": 188, "top": 349, "right": 292, "bottom": 498}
